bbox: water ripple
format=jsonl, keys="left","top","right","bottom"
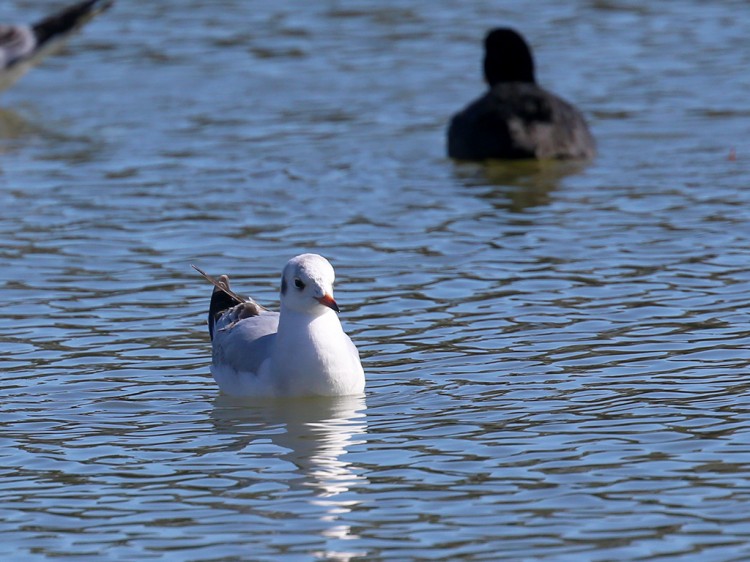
{"left": 2, "top": 0, "right": 750, "bottom": 560}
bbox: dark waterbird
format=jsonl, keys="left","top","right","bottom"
{"left": 448, "top": 28, "right": 595, "bottom": 161}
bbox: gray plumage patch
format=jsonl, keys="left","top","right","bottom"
{"left": 281, "top": 275, "right": 287, "bottom": 295}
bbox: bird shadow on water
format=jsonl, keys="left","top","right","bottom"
{"left": 0, "top": 107, "right": 39, "bottom": 143}
{"left": 0, "top": 105, "right": 101, "bottom": 163}
{"left": 452, "top": 158, "right": 591, "bottom": 212}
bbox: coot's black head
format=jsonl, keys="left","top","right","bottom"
{"left": 483, "top": 28, "right": 536, "bottom": 86}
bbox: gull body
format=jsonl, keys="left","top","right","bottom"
{"left": 448, "top": 28, "right": 595, "bottom": 161}
{"left": 195, "top": 254, "right": 365, "bottom": 398}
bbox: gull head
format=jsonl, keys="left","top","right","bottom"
{"left": 280, "top": 254, "right": 339, "bottom": 315}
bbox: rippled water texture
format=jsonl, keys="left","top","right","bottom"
{"left": 2, "top": 1, "right": 750, "bottom": 560}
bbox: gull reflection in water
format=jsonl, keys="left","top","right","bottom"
{"left": 211, "top": 394, "right": 368, "bottom": 560}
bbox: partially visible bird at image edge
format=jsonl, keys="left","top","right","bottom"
{"left": 0, "top": 0, "right": 113, "bottom": 93}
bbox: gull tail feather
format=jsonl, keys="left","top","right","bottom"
{"left": 192, "top": 264, "right": 266, "bottom": 340}
{"left": 192, "top": 264, "right": 248, "bottom": 304}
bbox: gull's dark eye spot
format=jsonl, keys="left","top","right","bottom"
{"left": 294, "top": 278, "right": 305, "bottom": 290}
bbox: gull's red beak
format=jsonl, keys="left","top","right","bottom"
{"left": 317, "top": 293, "right": 340, "bottom": 313}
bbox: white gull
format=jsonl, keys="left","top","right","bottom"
{"left": 0, "top": 0, "right": 113, "bottom": 93}
{"left": 193, "top": 254, "right": 365, "bottom": 398}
